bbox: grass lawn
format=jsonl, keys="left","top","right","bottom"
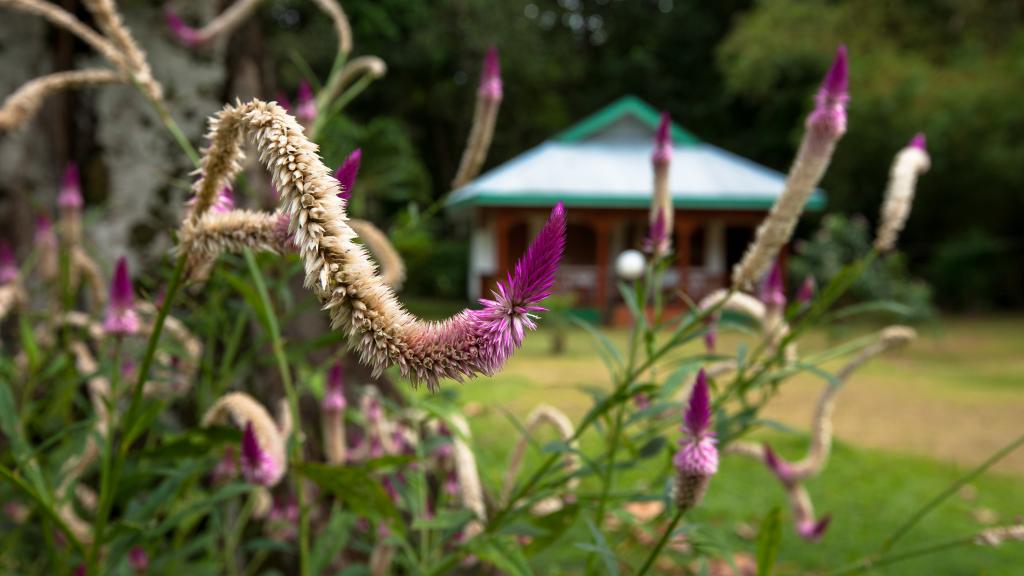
{"left": 405, "top": 303, "right": 1024, "bottom": 574}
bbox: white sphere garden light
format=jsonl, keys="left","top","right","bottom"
{"left": 615, "top": 249, "right": 646, "bottom": 281}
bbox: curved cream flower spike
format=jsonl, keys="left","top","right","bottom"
{"left": 202, "top": 392, "right": 288, "bottom": 487}
{"left": 732, "top": 46, "right": 849, "bottom": 287}
{"left": 446, "top": 413, "right": 486, "bottom": 537}
{"left": 698, "top": 288, "right": 797, "bottom": 363}
{"left": 451, "top": 47, "right": 502, "bottom": 189}
{"left": 500, "top": 404, "right": 579, "bottom": 516}
{"left": 0, "top": 70, "right": 124, "bottom": 131}
{"left": 875, "top": 134, "right": 930, "bottom": 252}
{"left": 322, "top": 55, "right": 387, "bottom": 105}
{"left": 184, "top": 99, "right": 566, "bottom": 388}
{"left": 347, "top": 218, "right": 406, "bottom": 289}
{"left": 80, "top": 0, "right": 162, "bottom": 103}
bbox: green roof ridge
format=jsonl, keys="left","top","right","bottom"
{"left": 554, "top": 95, "right": 701, "bottom": 145}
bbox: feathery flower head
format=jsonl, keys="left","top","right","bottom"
{"left": 478, "top": 45, "right": 502, "bottom": 102}
{"left": 295, "top": 80, "right": 316, "bottom": 124}
{"left": 643, "top": 207, "right": 668, "bottom": 255}
{"left": 797, "top": 276, "right": 816, "bottom": 304}
{"left": 807, "top": 45, "right": 849, "bottom": 139}
{"left": 673, "top": 369, "right": 718, "bottom": 510}
{"left": 128, "top": 546, "right": 149, "bottom": 572}
{"left": 0, "top": 243, "right": 17, "bottom": 285}
{"left": 473, "top": 202, "right": 566, "bottom": 369}
{"left": 58, "top": 162, "right": 83, "bottom": 210}
{"left": 652, "top": 111, "right": 672, "bottom": 167}
{"left": 909, "top": 132, "right": 927, "bottom": 151}
{"left": 241, "top": 421, "right": 280, "bottom": 486}
{"left": 164, "top": 6, "right": 200, "bottom": 47}
{"left": 104, "top": 257, "right": 140, "bottom": 336}
{"left": 763, "top": 444, "right": 798, "bottom": 487}
{"left": 761, "top": 259, "right": 787, "bottom": 310}
{"left": 334, "top": 148, "right": 362, "bottom": 201}
{"left": 322, "top": 361, "right": 347, "bottom": 412}
{"left": 797, "top": 515, "right": 832, "bottom": 542}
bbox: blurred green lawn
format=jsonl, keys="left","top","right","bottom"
{"left": 405, "top": 303, "right": 1024, "bottom": 574}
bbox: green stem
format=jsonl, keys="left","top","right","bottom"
{"left": 830, "top": 535, "right": 977, "bottom": 576}
{"left": 227, "top": 492, "right": 258, "bottom": 576}
{"left": 88, "top": 337, "right": 122, "bottom": 572}
{"left": 636, "top": 507, "right": 685, "bottom": 575}
{"left": 242, "top": 249, "right": 310, "bottom": 576}
{"left": 881, "top": 430, "right": 1024, "bottom": 553}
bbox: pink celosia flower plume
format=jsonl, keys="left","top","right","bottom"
{"left": 797, "top": 515, "right": 832, "bottom": 542}
{"left": 478, "top": 46, "right": 502, "bottom": 102}
{"left": 763, "top": 444, "right": 798, "bottom": 487}
{"left": 761, "top": 259, "right": 787, "bottom": 310}
{"left": 797, "top": 276, "right": 816, "bottom": 304}
{"left": 643, "top": 207, "right": 667, "bottom": 255}
{"left": 652, "top": 111, "right": 672, "bottom": 167}
{"left": 58, "top": 162, "right": 83, "bottom": 210}
{"left": 335, "top": 149, "right": 362, "bottom": 201}
{"left": 164, "top": 7, "right": 200, "bottom": 48}
{"left": 128, "top": 546, "right": 149, "bottom": 573}
{"left": 241, "top": 421, "right": 280, "bottom": 486}
{"left": 103, "top": 256, "right": 140, "bottom": 336}
{"left": 296, "top": 80, "right": 317, "bottom": 124}
{"left": 807, "top": 45, "right": 849, "bottom": 140}
{"left": 0, "top": 243, "right": 18, "bottom": 285}
{"left": 909, "top": 132, "right": 927, "bottom": 151}
{"left": 673, "top": 369, "right": 718, "bottom": 511}
{"left": 703, "top": 318, "right": 717, "bottom": 352}
{"left": 322, "top": 361, "right": 347, "bottom": 412}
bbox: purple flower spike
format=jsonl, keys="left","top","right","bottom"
{"left": 58, "top": 162, "right": 83, "bottom": 210}
{"left": 212, "top": 186, "right": 234, "bottom": 212}
{"left": 104, "top": 257, "right": 140, "bottom": 336}
{"left": 807, "top": 44, "right": 849, "bottom": 138}
{"left": 164, "top": 6, "right": 200, "bottom": 47}
{"left": 128, "top": 546, "right": 149, "bottom": 572}
{"left": 797, "top": 276, "right": 816, "bottom": 304}
{"left": 672, "top": 369, "right": 718, "bottom": 510}
{"left": 322, "top": 361, "right": 346, "bottom": 412}
{"left": 909, "top": 132, "right": 927, "bottom": 151}
{"left": 240, "top": 421, "right": 280, "bottom": 486}
{"left": 703, "top": 319, "right": 717, "bottom": 353}
{"left": 797, "top": 515, "right": 832, "bottom": 542}
{"left": 761, "top": 259, "right": 787, "bottom": 310}
{"left": 0, "top": 242, "right": 18, "bottom": 285}
{"left": 684, "top": 369, "right": 711, "bottom": 437}
{"left": 643, "top": 208, "right": 667, "bottom": 254}
{"left": 474, "top": 202, "right": 566, "bottom": 368}
{"left": 478, "top": 45, "right": 502, "bottom": 102}
{"left": 652, "top": 111, "right": 672, "bottom": 167}
{"left": 763, "top": 444, "right": 798, "bottom": 487}
{"left": 35, "top": 215, "right": 56, "bottom": 246}
{"left": 334, "top": 149, "right": 362, "bottom": 201}
{"left": 296, "top": 80, "right": 317, "bottom": 124}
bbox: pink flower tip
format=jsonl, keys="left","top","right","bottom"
{"left": 275, "top": 91, "right": 293, "bottom": 113}
{"left": 652, "top": 111, "right": 672, "bottom": 166}
{"left": 808, "top": 44, "right": 849, "bottom": 138}
{"left": 478, "top": 45, "right": 503, "bottom": 101}
{"left": 643, "top": 207, "right": 668, "bottom": 254}
{"left": 240, "top": 421, "right": 280, "bottom": 486}
{"left": 128, "top": 546, "right": 149, "bottom": 571}
{"left": 335, "top": 149, "right": 362, "bottom": 200}
{"left": 761, "top": 259, "right": 787, "bottom": 310}
{"left": 163, "top": 6, "right": 200, "bottom": 47}
{"left": 59, "top": 162, "right": 83, "bottom": 210}
{"left": 104, "top": 257, "right": 140, "bottom": 336}
{"left": 322, "top": 362, "right": 347, "bottom": 412}
{"left": 797, "top": 515, "right": 832, "bottom": 542}
{"left": 0, "top": 242, "right": 18, "bottom": 285}
{"left": 823, "top": 44, "right": 848, "bottom": 99}
{"left": 909, "top": 132, "right": 927, "bottom": 152}
{"left": 703, "top": 323, "right": 717, "bottom": 353}
{"left": 685, "top": 369, "right": 711, "bottom": 436}
{"left": 296, "top": 80, "right": 316, "bottom": 123}
{"left": 797, "top": 276, "right": 816, "bottom": 304}
{"left": 763, "top": 444, "right": 797, "bottom": 486}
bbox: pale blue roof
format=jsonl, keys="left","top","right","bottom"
{"left": 447, "top": 96, "right": 826, "bottom": 211}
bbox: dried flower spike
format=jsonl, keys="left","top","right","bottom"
{"left": 203, "top": 392, "right": 287, "bottom": 487}
{"left": 875, "top": 132, "right": 931, "bottom": 252}
{"left": 163, "top": 6, "right": 200, "bottom": 47}
{"left": 59, "top": 162, "right": 83, "bottom": 211}
{"left": 478, "top": 45, "right": 502, "bottom": 102}
{"left": 335, "top": 148, "right": 362, "bottom": 201}
{"left": 673, "top": 369, "right": 718, "bottom": 511}
{"left": 452, "top": 46, "right": 503, "bottom": 188}
{"left": 649, "top": 112, "right": 673, "bottom": 256}
{"left": 103, "top": 256, "right": 140, "bottom": 336}
{"left": 241, "top": 421, "right": 280, "bottom": 486}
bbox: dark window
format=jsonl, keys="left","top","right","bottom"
{"left": 726, "top": 225, "right": 754, "bottom": 270}
{"left": 689, "top": 226, "right": 706, "bottom": 267}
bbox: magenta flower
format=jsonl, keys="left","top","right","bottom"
{"left": 473, "top": 202, "right": 566, "bottom": 372}
{"left": 652, "top": 111, "right": 672, "bottom": 167}
{"left": 632, "top": 393, "right": 651, "bottom": 410}
{"left": 334, "top": 149, "right": 362, "bottom": 201}
{"left": 703, "top": 318, "right": 717, "bottom": 352}
{"left": 186, "top": 186, "right": 234, "bottom": 213}
{"left": 275, "top": 91, "right": 293, "bottom": 113}
{"left": 58, "top": 162, "right": 83, "bottom": 210}
{"left": 672, "top": 369, "right": 718, "bottom": 511}
{"left": 797, "top": 276, "right": 816, "bottom": 304}
{"left": 240, "top": 421, "right": 280, "bottom": 486}
{"left": 478, "top": 45, "right": 502, "bottom": 102}
{"left": 266, "top": 494, "right": 300, "bottom": 541}
{"left": 763, "top": 444, "right": 798, "bottom": 487}
{"left": 322, "top": 361, "right": 347, "bottom": 413}
{"left": 35, "top": 215, "right": 56, "bottom": 248}
{"left": 797, "top": 515, "right": 832, "bottom": 542}
{"left": 295, "top": 80, "right": 316, "bottom": 124}
{"left": 909, "top": 132, "right": 927, "bottom": 151}
{"left": 807, "top": 44, "right": 849, "bottom": 139}
{"left": 211, "top": 446, "right": 239, "bottom": 484}
{"left": 104, "top": 257, "right": 140, "bottom": 336}
{"left": 443, "top": 469, "right": 459, "bottom": 496}
{"left": 163, "top": 6, "right": 200, "bottom": 47}
{"left": 128, "top": 546, "right": 149, "bottom": 572}
{"left": 0, "top": 243, "right": 18, "bottom": 285}
{"left": 643, "top": 207, "right": 667, "bottom": 254}
{"left": 761, "top": 259, "right": 786, "bottom": 310}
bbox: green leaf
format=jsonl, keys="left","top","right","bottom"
{"left": 756, "top": 507, "right": 783, "bottom": 576}
{"left": 469, "top": 535, "right": 534, "bottom": 576}
{"left": 137, "top": 426, "right": 241, "bottom": 461}
{"left": 0, "top": 382, "right": 48, "bottom": 496}
{"left": 17, "top": 315, "right": 40, "bottom": 369}
{"left": 570, "top": 316, "right": 623, "bottom": 377}
{"left": 291, "top": 461, "right": 401, "bottom": 527}
{"left": 582, "top": 516, "right": 620, "bottom": 575}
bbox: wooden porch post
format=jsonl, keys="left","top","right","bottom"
{"left": 675, "top": 218, "right": 695, "bottom": 296}
{"left": 493, "top": 210, "right": 511, "bottom": 294}
{"left": 593, "top": 217, "right": 611, "bottom": 313}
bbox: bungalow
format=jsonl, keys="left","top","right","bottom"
{"left": 446, "top": 96, "right": 824, "bottom": 320}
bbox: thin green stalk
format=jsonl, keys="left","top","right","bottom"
{"left": 880, "top": 430, "right": 1024, "bottom": 552}
{"left": 88, "top": 338, "right": 122, "bottom": 572}
{"left": 636, "top": 507, "right": 685, "bottom": 575}
{"left": 830, "top": 535, "right": 977, "bottom": 576}
{"left": 0, "top": 465, "right": 84, "bottom": 555}
{"left": 242, "top": 249, "right": 310, "bottom": 576}
{"left": 226, "top": 492, "right": 258, "bottom": 576}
